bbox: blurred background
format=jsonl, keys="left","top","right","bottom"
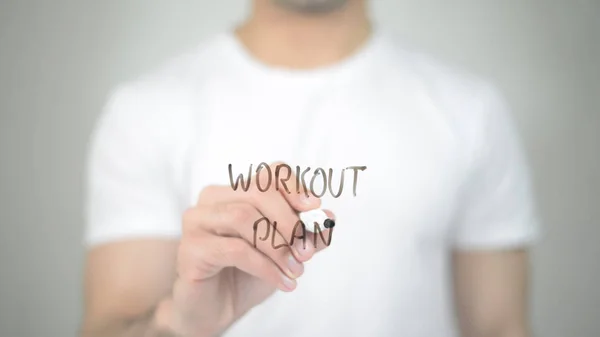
{"left": 0, "top": 0, "right": 598, "bottom": 336}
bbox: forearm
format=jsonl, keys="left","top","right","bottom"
{"left": 478, "top": 331, "right": 529, "bottom": 337}
{"left": 462, "top": 323, "right": 530, "bottom": 337}
{"left": 493, "top": 326, "right": 530, "bottom": 337}
{"left": 81, "top": 298, "right": 184, "bottom": 337}
{"left": 453, "top": 250, "right": 532, "bottom": 337}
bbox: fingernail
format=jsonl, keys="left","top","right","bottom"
{"left": 294, "top": 239, "right": 314, "bottom": 260}
{"left": 281, "top": 274, "right": 297, "bottom": 291}
{"left": 286, "top": 254, "right": 304, "bottom": 278}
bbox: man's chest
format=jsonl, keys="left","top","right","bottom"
{"left": 177, "top": 88, "right": 467, "bottom": 336}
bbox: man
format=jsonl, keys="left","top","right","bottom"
{"left": 81, "top": 0, "right": 540, "bottom": 336}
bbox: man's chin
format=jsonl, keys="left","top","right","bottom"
{"left": 273, "top": 0, "right": 349, "bottom": 14}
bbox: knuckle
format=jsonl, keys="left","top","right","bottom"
{"left": 248, "top": 184, "right": 275, "bottom": 207}
{"left": 181, "top": 208, "right": 198, "bottom": 233}
{"left": 270, "top": 161, "right": 285, "bottom": 168}
{"left": 181, "top": 206, "right": 212, "bottom": 234}
{"left": 226, "top": 239, "right": 247, "bottom": 257}
{"left": 226, "top": 203, "right": 253, "bottom": 224}
{"left": 245, "top": 185, "right": 260, "bottom": 202}
{"left": 215, "top": 239, "right": 246, "bottom": 265}
{"left": 197, "top": 185, "right": 219, "bottom": 203}
{"left": 182, "top": 207, "right": 197, "bottom": 223}
{"left": 178, "top": 235, "right": 216, "bottom": 279}
{"left": 178, "top": 236, "right": 204, "bottom": 261}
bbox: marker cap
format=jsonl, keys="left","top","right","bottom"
{"left": 299, "top": 209, "right": 335, "bottom": 233}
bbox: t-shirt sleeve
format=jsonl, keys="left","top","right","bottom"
{"left": 83, "top": 84, "right": 182, "bottom": 247}
{"left": 451, "top": 83, "right": 541, "bottom": 249}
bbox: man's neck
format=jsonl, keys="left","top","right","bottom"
{"left": 235, "top": 0, "right": 372, "bottom": 70}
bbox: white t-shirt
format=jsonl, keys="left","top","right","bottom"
{"left": 85, "top": 30, "right": 540, "bottom": 336}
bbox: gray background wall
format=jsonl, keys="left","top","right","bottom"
{"left": 0, "top": 1, "right": 598, "bottom": 336}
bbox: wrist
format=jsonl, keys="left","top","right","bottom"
{"left": 152, "top": 298, "right": 220, "bottom": 337}
{"left": 150, "top": 298, "right": 183, "bottom": 337}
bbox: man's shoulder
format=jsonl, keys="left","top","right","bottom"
{"left": 99, "top": 34, "right": 230, "bottom": 129}
{"left": 381, "top": 33, "right": 511, "bottom": 157}
{"left": 115, "top": 33, "right": 228, "bottom": 98}
{"left": 382, "top": 33, "right": 496, "bottom": 108}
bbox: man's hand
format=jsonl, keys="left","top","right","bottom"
{"left": 171, "top": 164, "right": 333, "bottom": 336}
{"left": 81, "top": 163, "right": 334, "bottom": 337}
